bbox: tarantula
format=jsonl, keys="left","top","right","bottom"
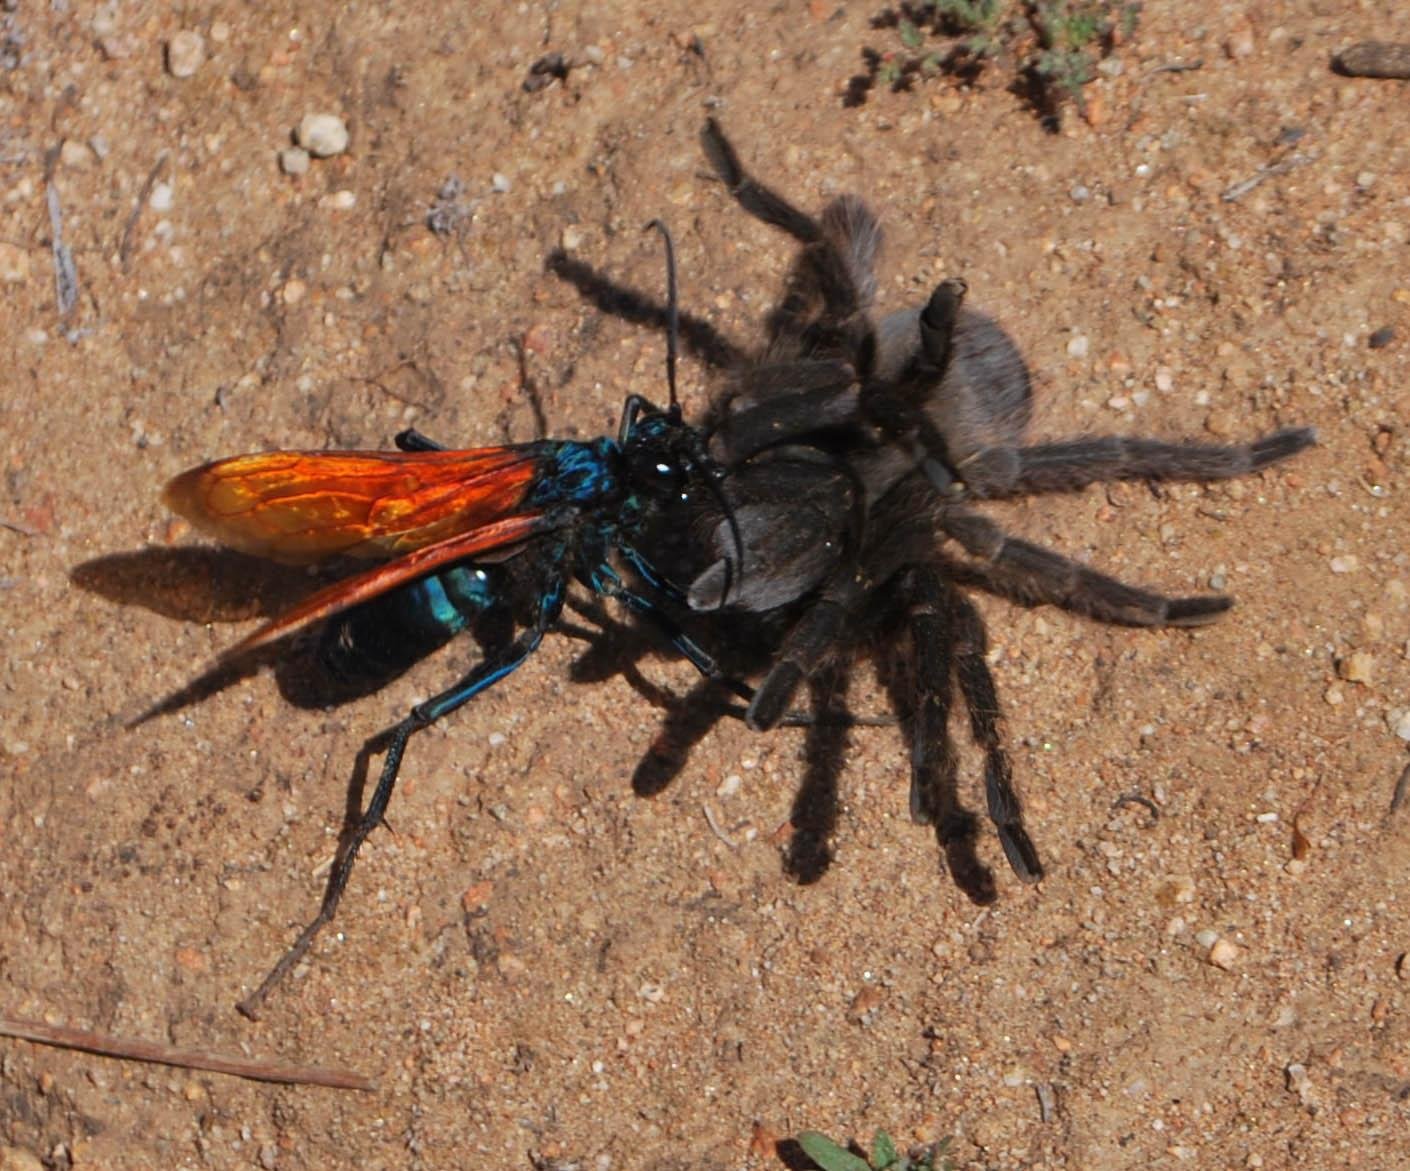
{"left": 635, "top": 120, "right": 1314, "bottom": 898}
{"left": 550, "top": 121, "right": 1312, "bottom": 900}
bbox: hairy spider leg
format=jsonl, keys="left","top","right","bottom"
{"left": 963, "top": 427, "right": 1317, "bottom": 498}
{"left": 940, "top": 505, "right": 1233, "bottom": 628}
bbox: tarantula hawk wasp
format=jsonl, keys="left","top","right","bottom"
{"left": 162, "top": 223, "right": 766, "bottom": 1015}
{"left": 563, "top": 119, "right": 1316, "bottom": 902}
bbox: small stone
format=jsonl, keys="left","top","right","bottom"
{"left": 166, "top": 30, "right": 206, "bottom": 78}
{"left": 281, "top": 278, "right": 306, "bottom": 305}
{"left": 1391, "top": 711, "right": 1410, "bottom": 741}
{"left": 1329, "top": 555, "right": 1358, "bottom": 574}
{"left": 1396, "top": 952, "right": 1410, "bottom": 980}
{"left": 279, "top": 146, "right": 311, "bottom": 176}
{"left": 0, "top": 242, "right": 29, "bottom": 283}
{"left": 1225, "top": 22, "right": 1255, "bottom": 59}
{"left": 149, "top": 182, "right": 173, "bottom": 212}
{"left": 1207, "top": 937, "right": 1240, "bottom": 970}
{"left": 1368, "top": 325, "right": 1395, "bottom": 350}
{"left": 210, "top": 20, "right": 231, "bottom": 43}
{"left": 323, "top": 189, "right": 357, "bottom": 210}
{"left": 491, "top": 172, "right": 511, "bottom": 193}
{"left": 297, "top": 113, "right": 349, "bottom": 158}
{"left": 1070, "top": 184, "right": 1090, "bottom": 204}
{"left": 1285, "top": 1062, "right": 1321, "bottom": 1114}
{"left": 1356, "top": 171, "right": 1376, "bottom": 190}
{"left": 1066, "top": 334, "right": 1089, "bottom": 359}
{"left": 60, "top": 139, "right": 93, "bottom": 169}
{"left": 1323, "top": 684, "right": 1344, "bottom": 706}
{"left": 560, "top": 225, "right": 584, "bottom": 250}
{"left": 1157, "top": 875, "right": 1196, "bottom": 905}
{"left": 1337, "top": 651, "right": 1374, "bottom": 684}
{"left": 1204, "top": 408, "right": 1236, "bottom": 438}
{"left": 1154, "top": 365, "right": 1174, "bottom": 392}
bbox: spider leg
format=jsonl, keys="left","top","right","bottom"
{"left": 940, "top": 505, "right": 1231, "bottom": 627}
{"left": 902, "top": 565, "right": 998, "bottom": 904}
{"left": 862, "top": 279, "right": 971, "bottom": 496}
{"left": 947, "top": 582, "right": 1044, "bottom": 883}
{"left": 701, "top": 116, "right": 822, "bottom": 244}
{"left": 965, "top": 427, "right": 1316, "bottom": 497}
{"left": 703, "top": 119, "right": 881, "bottom": 357}
{"left": 746, "top": 582, "right": 858, "bottom": 732}
{"left": 784, "top": 663, "right": 851, "bottom": 883}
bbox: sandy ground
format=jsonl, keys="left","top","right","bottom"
{"left": 2, "top": 3, "right": 1409, "bottom": 1169}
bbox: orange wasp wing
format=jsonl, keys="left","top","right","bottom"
{"left": 163, "top": 444, "right": 564, "bottom": 657}
{"left": 163, "top": 446, "right": 550, "bottom": 562}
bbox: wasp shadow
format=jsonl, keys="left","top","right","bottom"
{"left": 71, "top": 547, "right": 514, "bottom": 725}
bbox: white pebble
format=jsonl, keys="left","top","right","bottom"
{"left": 323, "top": 189, "right": 357, "bottom": 210}
{"left": 166, "top": 30, "right": 206, "bottom": 78}
{"left": 297, "top": 113, "right": 350, "bottom": 158}
{"left": 1154, "top": 365, "right": 1174, "bottom": 392}
{"left": 1392, "top": 711, "right": 1410, "bottom": 741}
{"left": 149, "top": 182, "right": 173, "bottom": 211}
{"left": 1066, "top": 334, "right": 1090, "bottom": 359}
{"left": 1329, "top": 555, "right": 1358, "bottom": 574}
{"left": 491, "top": 172, "right": 511, "bottom": 194}
{"left": 279, "top": 146, "right": 311, "bottom": 176}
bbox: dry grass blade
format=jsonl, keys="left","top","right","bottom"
{"left": 0, "top": 1014, "right": 375, "bottom": 1092}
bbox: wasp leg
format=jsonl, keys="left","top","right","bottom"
{"left": 237, "top": 580, "right": 565, "bottom": 1018}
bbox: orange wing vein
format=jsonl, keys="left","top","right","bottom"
{"left": 163, "top": 447, "right": 547, "bottom": 563}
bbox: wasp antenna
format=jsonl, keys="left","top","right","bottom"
{"left": 643, "top": 218, "right": 680, "bottom": 415}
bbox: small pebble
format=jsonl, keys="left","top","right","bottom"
{"left": 279, "top": 146, "right": 311, "bottom": 176}
{"left": 1154, "top": 366, "right": 1174, "bottom": 392}
{"left": 1066, "top": 334, "right": 1090, "bottom": 359}
{"left": 166, "top": 30, "right": 206, "bottom": 78}
{"left": 1396, "top": 952, "right": 1410, "bottom": 980}
{"left": 60, "top": 139, "right": 93, "bottom": 169}
{"left": 1368, "top": 325, "right": 1395, "bottom": 349}
{"left": 491, "top": 172, "right": 511, "bottom": 193}
{"left": 1337, "top": 651, "right": 1374, "bottom": 684}
{"left": 1329, "top": 555, "right": 1358, "bottom": 574}
{"left": 210, "top": 20, "right": 231, "bottom": 43}
{"left": 1204, "top": 408, "right": 1236, "bottom": 438}
{"left": 1225, "top": 22, "right": 1255, "bottom": 60}
{"left": 1391, "top": 711, "right": 1410, "bottom": 741}
{"left": 323, "top": 189, "right": 357, "bottom": 210}
{"left": 0, "top": 242, "right": 29, "bottom": 283}
{"left": 1207, "top": 937, "right": 1240, "bottom": 970}
{"left": 281, "top": 278, "right": 306, "bottom": 305}
{"left": 1157, "top": 876, "right": 1196, "bottom": 905}
{"left": 149, "top": 182, "right": 173, "bottom": 212}
{"left": 1069, "top": 184, "right": 1090, "bottom": 204}
{"left": 297, "top": 113, "right": 349, "bottom": 158}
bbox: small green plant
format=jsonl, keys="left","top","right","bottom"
{"left": 846, "top": 1, "right": 1142, "bottom": 128}
{"left": 796, "top": 1129, "right": 955, "bottom": 1171}
{"left": 1030, "top": 1, "right": 1139, "bottom": 111}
